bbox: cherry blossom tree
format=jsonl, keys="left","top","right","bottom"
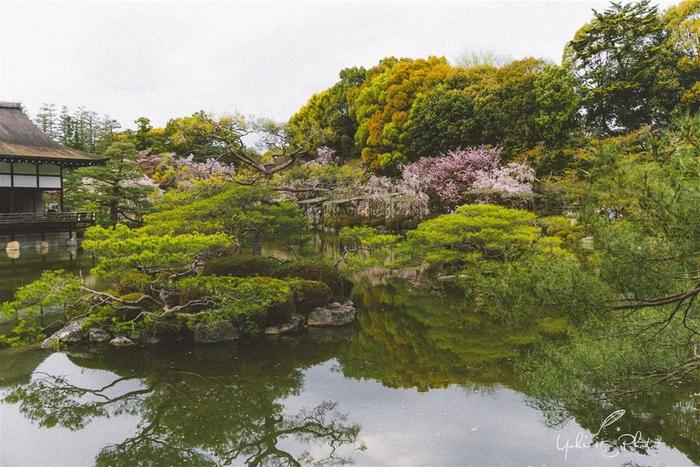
{"left": 399, "top": 147, "right": 533, "bottom": 207}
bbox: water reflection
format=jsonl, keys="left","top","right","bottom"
{"left": 340, "top": 277, "right": 565, "bottom": 391}
{"left": 0, "top": 277, "right": 697, "bottom": 466}
{"left": 1, "top": 339, "right": 363, "bottom": 466}
{"left": 0, "top": 233, "right": 94, "bottom": 302}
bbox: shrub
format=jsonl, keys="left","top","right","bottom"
{"left": 114, "top": 272, "right": 150, "bottom": 295}
{"left": 289, "top": 279, "right": 333, "bottom": 313}
{"left": 274, "top": 260, "right": 352, "bottom": 297}
{"left": 202, "top": 255, "right": 278, "bottom": 277}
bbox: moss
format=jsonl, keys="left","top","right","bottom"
{"left": 202, "top": 255, "right": 278, "bottom": 277}
{"left": 120, "top": 292, "right": 149, "bottom": 302}
{"left": 289, "top": 279, "right": 333, "bottom": 314}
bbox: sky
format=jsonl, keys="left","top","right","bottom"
{"left": 0, "top": 0, "right": 678, "bottom": 129}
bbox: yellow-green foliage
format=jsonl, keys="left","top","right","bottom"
{"left": 352, "top": 56, "right": 454, "bottom": 170}
{"left": 83, "top": 224, "right": 233, "bottom": 279}
{"left": 143, "top": 184, "right": 307, "bottom": 252}
{"left": 202, "top": 255, "right": 278, "bottom": 277}
{"left": 396, "top": 204, "right": 540, "bottom": 266}
{"left": 178, "top": 275, "right": 293, "bottom": 321}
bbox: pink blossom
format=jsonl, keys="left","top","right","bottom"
{"left": 399, "top": 147, "right": 533, "bottom": 206}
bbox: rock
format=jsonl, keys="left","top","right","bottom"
{"left": 307, "top": 300, "right": 356, "bottom": 327}
{"left": 265, "top": 314, "right": 304, "bottom": 336}
{"left": 193, "top": 321, "right": 240, "bottom": 343}
{"left": 109, "top": 336, "right": 134, "bottom": 346}
{"left": 41, "top": 318, "right": 85, "bottom": 349}
{"left": 40, "top": 336, "right": 61, "bottom": 350}
{"left": 88, "top": 328, "right": 112, "bottom": 343}
{"left": 141, "top": 333, "right": 161, "bottom": 345}
{"left": 437, "top": 274, "right": 456, "bottom": 282}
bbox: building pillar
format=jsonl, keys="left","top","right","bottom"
{"left": 59, "top": 166, "right": 64, "bottom": 213}
{"left": 9, "top": 162, "right": 14, "bottom": 213}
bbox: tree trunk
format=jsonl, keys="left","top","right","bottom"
{"left": 110, "top": 202, "right": 118, "bottom": 224}
{"left": 252, "top": 234, "right": 263, "bottom": 256}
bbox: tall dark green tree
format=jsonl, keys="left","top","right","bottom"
{"left": 564, "top": 1, "right": 676, "bottom": 134}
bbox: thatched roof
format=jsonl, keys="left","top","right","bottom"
{"left": 0, "top": 102, "right": 106, "bottom": 166}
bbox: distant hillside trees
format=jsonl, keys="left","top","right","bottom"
{"left": 287, "top": 0, "right": 700, "bottom": 171}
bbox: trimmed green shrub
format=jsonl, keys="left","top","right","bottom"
{"left": 274, "top": 260, "right": 352, "bottom": 297}
{"left": 289, "top": 279, "right": 333, "bottom": 313}
{"left": 202, "top": 255, "right": 278, "bottom": 277}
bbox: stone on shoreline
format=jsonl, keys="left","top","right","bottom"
{"left": 40, "top": 336, "right": 61, "bottom": 350}
{"left": 88, "top": 328, "right": 112, "bottom": 343}
{"left": 41, "top": 318, "right": 85, "bottom": 349}
{"left": 109, "top": 336, "right": 135, "bottom": 346}
{"left": 307, "top": 300, "right": 356, "bottom": 327}
{"left": 265, "top": 314, "right": 304, "bottom": 336}
{"left": 193, "top": 321, "right": 240, "bottom": 343}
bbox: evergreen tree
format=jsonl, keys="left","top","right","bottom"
{"left": 67, "top": 141, "right": 157, "bottom": 225}
{"left": 564, "top": 1, "right": 676, "bottom": 134}
{"left": 34, "top": 103, "right": 57, "bottom": 139}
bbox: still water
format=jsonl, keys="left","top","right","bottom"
{"left": 0, "top": 239, "right": 698, "bottom": 466}
{"left": 0, "top": 234, "right": 95, "bottom": 303}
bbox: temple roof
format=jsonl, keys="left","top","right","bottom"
{"left": 0, "top": 102, "right": 106, "bottom": 166}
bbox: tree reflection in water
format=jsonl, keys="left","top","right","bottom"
{"left": 3, "top": 276, "right": 698, "bottom": 465}
{"left": 340, "top": 277, "right": 700, "bottom": 463}
{"left": 2, "top": 341, "right": 364, "bottom": 466}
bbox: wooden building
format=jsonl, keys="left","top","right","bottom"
{"left": 0, "top": 102, "right": 105, "bottom": 235}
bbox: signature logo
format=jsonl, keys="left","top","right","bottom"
{"left": 556, "top": 409, "right": 655, "bottom": 461}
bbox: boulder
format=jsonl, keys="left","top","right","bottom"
{"left": 41, "top": 318, "right": 85, "bottom": 349}
{"left": 193, "top": 321, "right": 240, "bottom": 343}
{"left": 307, "top": 300, "right": 356, "bottom": 327}
{"left": 109, "top": 336, "right": 135, "bottom": 347}
{"left": 88, "top": 328, "right": 112, "bottom": 343}
{"left": 265, "top": 314, "right": 304, "bottom": 336}
{"left": 40, "top": 336, "right": 61, "bottom": 350}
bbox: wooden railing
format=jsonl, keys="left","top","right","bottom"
{"left": 0, "top": 212, "right": 95, "bottom": 225}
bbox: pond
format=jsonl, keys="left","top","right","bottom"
{"left": 0, "top": 238, "right": 698, "bottom": 466}
{"left": 0, "top": 233, "right": 96, "bottom": 303}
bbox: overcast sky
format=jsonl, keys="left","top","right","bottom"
{"left": 0, "top": 0, "right": 677, "bottom": 128}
